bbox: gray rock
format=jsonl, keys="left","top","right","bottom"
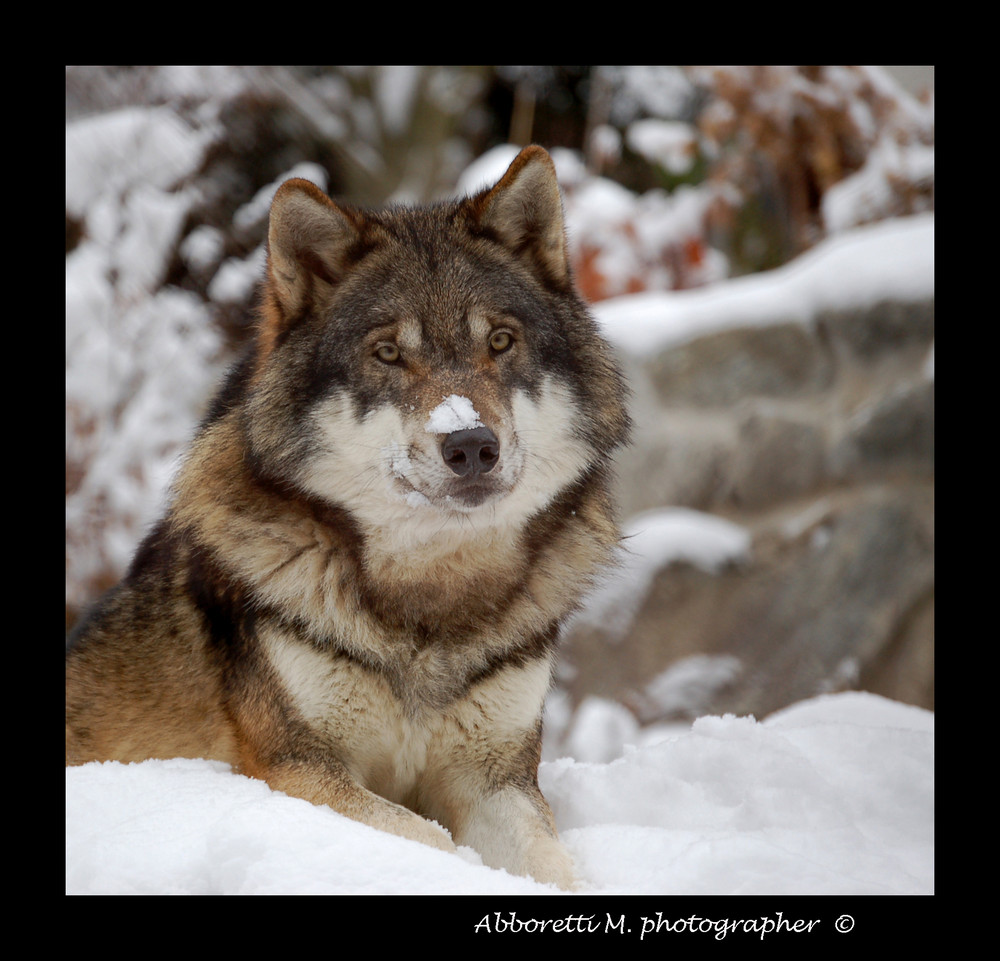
{"left": 644, "top": 321, "right": 834, "bottom": 407}
{"left": 830, "top": 379, "right": 934, "bottom": 480}
{"left": 819, "top": 299, "right": 934, "bottom": 363}
{"left": 565, "top": 486, "right": 934, "bottom": 721}
{"left": 727, "top": 407, "right": 827, "bottom": 509}
{"left": 566, "top": 293, "right": 935, "bottom": 724}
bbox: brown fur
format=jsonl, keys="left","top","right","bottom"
{"left": 66, "top": 146, "right": 629, "bottom": 888}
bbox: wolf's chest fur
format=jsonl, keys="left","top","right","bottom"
{"left": 261, "top": 620, "right": 554, "bottom": 808}
{"left": 173, "top": 406, "right": 606, "bottom": 700}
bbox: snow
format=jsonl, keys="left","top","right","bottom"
{"left": 625, "top": 118, "right": 699, "bottom": 175}
{"left": 593, "top": 213, "right": 934, "bottom": 356}
{"left": 65, "top": 105, "right": 213, "bottom": 220}
{"left": 823, "top": 132, "right": 935, "bottom": 234}
{"left": 455, "top": 143, "right": 521, "bottom": 195}
{"left": 425, "top": 394, "right": 484, "bottom": 433}
{"left": 628, "top": 656, "right": 744, "bottom": 725}
{"left": 573, "top": 508, "right": 751, "bottom": 641}
{"left": 66, "top": 691, "right": 932, "bottom": 896}
{"left": 232, "top": 160, "right": 330, "bottom": 232}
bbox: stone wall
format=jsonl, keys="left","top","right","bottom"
{"left": 560, "top": 295, "right": 934, "bottom": 723}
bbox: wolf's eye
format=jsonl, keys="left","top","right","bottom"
{"left": 375, "top": 342, "right": 400, "bottom": 364}
{"left": 489, "top": 329, "right": 514, "bottom": 354}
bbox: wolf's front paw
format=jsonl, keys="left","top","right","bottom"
{"left": 523, "top": 838, "right": 578, "bottom": 890}
{"left": 372, "top": 801, "right": 457, "bottom": 854}
{"left": 408, "top": 815, "right": 458, "bottom": 854}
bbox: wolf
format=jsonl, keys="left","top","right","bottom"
{"left": 66, "top": 145, "right": 630, "bottom": 889}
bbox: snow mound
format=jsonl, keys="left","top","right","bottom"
{"left": 66, "top": 691, "right": 932, "bottom": 896}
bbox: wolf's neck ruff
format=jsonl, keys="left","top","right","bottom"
{"left": 173, "top": 406, "right": 614, "bottom": 656}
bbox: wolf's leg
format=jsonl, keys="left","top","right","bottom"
{"left": 446, "top": 784, "right": 577, "bottom": 889}
{"left": 256, "top": 757, "right": 457, "bottom": 853}
{"left": 418, "top": 658, "right": 577, "bottom": 887}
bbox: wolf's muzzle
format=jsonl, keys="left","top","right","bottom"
{"left": 441, "top": 427, "right": 499, "bottom": 478}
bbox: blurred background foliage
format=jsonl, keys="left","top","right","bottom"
{"left": 66, "top": 65, "right": 933, "bottom": 285}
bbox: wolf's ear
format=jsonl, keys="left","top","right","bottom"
{"left": 266, "top": 178, "right": 361, "bottom": 322}
{"left": 474, "top": 145, "right": 570, "bottom": 286}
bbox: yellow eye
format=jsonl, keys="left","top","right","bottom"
{"left": 375, "top": 342, "right": 400, "bottom": 364}
{"left": 489, "top": 329, "right": 513, "bottom": 353}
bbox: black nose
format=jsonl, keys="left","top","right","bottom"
{"left": 441, "top": 427, "right": 499, "bottom": 477}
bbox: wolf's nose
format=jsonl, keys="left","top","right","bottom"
{"left": 442, "top": 427, "right": 499, "bottom": 477}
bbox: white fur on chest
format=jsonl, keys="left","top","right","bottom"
{"left": 262, "top": 626, "right": 552, "bottom": 805}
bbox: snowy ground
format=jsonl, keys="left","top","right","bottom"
{"left": 66, "top": 691, "right": 932, "bottom": 897}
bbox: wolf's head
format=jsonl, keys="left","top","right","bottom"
{"left": 244, "top": 146, "right": 628, "bottom": 544}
